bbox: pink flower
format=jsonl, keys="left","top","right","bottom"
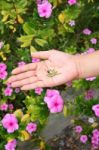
{"left": 0, "top": 70, "right": 8, "bottom": 80}
{"left": 91, "top": 129, "right": 99, "bottom": 149}
{"left": 0, "top": 63, "right": 7, "bottom": 71}
{"left": 15, "top": 87, "right": 20, "bottom": 93}
{"left": 0, "top": 103, "right": 8, "bottom": 111}
{"left": 85, "top": 89, "right": 94, "bottom": 100}
{"left": 18, "top": 61, "right": 26, "bottom": 67}
{"left": 66, "top": 81, "right": 72, "bottom": 87}
{"left": 83, "top": 28, "right": 92, "bottom": 35}
{"left": 86, "top": 77, "right": 96, "bottom": 81}
{"left": 35, "top": 87, "right": 43, "bottom": 95}
{"left": 5, "top": 139, "right": 17, "bottom": 150}
{"left": 8, "top": 104, "right": 14, "bottom": 110}
{"left": 92, "top": 129, "right": 99, "bottom": 137}
{"left": 32, "top": 58, "right": 40, "bottom": 63}
{"left": 80, "top": 135, "right": 88, "bottom": 143}
{"left": 90, "top": 38, "right": 97, "bottom": 44}
{"left": 92, "top": 104, "right": 99, "bottom": 117}
{"left": 44, "top": 89, "right": 64, "bottom": 113}
{"left": 46, "top": 89, "right": 59, "bottom": 97}
{"left": 4, "top": 87, "right": 13, "bottom": 96}
{"left": 86, "top": 48, "right": 95, "bottom": 54}
{"left": 68, "top": 0, "right": 77, "bottom": 5}
{"left": 2, "top": 114, "right": 19, "bottom": 133}
{"left": 82, "top": 48, "right": 95, "bottom": 56}
{"left": 37, "top": 1, "right": 52, "bottom": 18}
{"left": 75, "top": 125, "right": 83, "bottom": 133}
{"left": 0, "top": 63, "right": 7, "bottom": 80}
{"left": 0, "top": 41, "right": 4, "bottom": 49}
{"left": 68, "top": 20, "right": 75, "bottom": 26}
{"left": 26, "top": 122, "right": 37, "bottom": 134}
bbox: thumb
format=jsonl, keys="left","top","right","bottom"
{"left": 31, "top": 50, "right": 51, "bottom": 59}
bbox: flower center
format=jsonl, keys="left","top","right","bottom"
{"left": 54, "top": 102, "right": 58, "bottom": 107}
{"left": 9, "top": 122, "right": 14, "bottom": 126}
{"left": 43, "top": 9, "right": 46, "bottom": 13}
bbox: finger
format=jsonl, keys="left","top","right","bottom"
{"left": 11, "top": 76, "right": 38, "bottom": 88}
{"left": 21, "top": 81, "right": 45, "bottom": 90}
{"left": 11, "top": 63, "right": 37, "bottom": 75}
{"left": 7, "top": 71, "right": 35, "bottom": 83}
{"left": 31, "top": 51, "right": 51, "bottom": 59}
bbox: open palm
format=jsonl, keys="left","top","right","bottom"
{"left": 8, "top": 50, "right": 78, "bottom": 90}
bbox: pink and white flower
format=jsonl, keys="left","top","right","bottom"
{"left": 0, "top": 70, "right": 8, "bottom": 80}
{"left": 0, "top": 103, "right": 8, "bottom": 111}
{"left": 15, "top": 88, "right": 20, "bottom": 93}
{"left": 5, "top": 139, "right": 17, "bottom": 150}
{"left": 37, "top": 1, "right": 52, "bottom": 18}
{"left": 4, "top": 87, "right": 13, "bottom": 96}
{"left": 90, "top": 38, "right": 97, "bottom": 44}
{"left": 8, "top": 104, "right": 14, "bottom": 110}
{"left": 92, "top": 104, "right": 99, "bottom": 117}
{"left": 83, "top": 28, "right": 92, "bottom": 35}
{"left": 80, "top": 135, "right": 88, "bottom": 143}
{"left": 0, "top": 63, "right": 7, "bottom": 71}
{"left": 44, "top": 89, "right": 64, "bottom": 113}
{"left": 75, "top": 125, "right": 83, "bottom": 133}
{"left": 35, "top": 87, "right": 43, "bottom": 95}
{"left": 2, "top": 114, "right": 19, "bottom": 133}
{"left": 68, "top": 0, "right": 77, "bottom": 6}
{"left": 91, "top": 129, "right": 99, "bottom": 149}
{"left": 69, "top": 20, "right": 75, "bottom": 26}
{"left": 18, "top": 61, "right": 26, "bottom": 67}
{"left": 32, "top": 58, "right": 40, "bottom": 63}
{"left": 26, "top": 122, "right": 37, "bottom": 134}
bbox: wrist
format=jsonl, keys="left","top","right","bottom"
{"left": 73, "top": 51, "right": 99, "bottom": 80}
{"left": 73, "top": 54, "right": 83, "bottom": 80}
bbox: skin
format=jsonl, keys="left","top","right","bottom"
{"left": 7, "top": 50, "right": 99, "bottom": 90}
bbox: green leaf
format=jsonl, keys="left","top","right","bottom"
{"left": 35, "top": 38, "right": 48, "bottom": 47}
{"left": 18, "top": 35, "right": 34, "bottom": 47}
{"left": 63, "top": 105, "right": 68, "bottom": 117}
{"left": 30, "top": 46, "right": 37, "bottom": 53}
{"left": 23, "top": 22, "right": 36, "bottom": 35}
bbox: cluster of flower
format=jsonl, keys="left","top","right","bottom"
{"left": 91, "top": 129, "right": 99, "bottom": 149}
{"left": 75, "top": 126, "right": 88, "bottom": 143}
{"left": 1, "top": 113, "right": 37, "bottom": 150}
{"left": 44, "top": 89, "right": 64, "bottom": 113}
{"left": 75, "top": 126, "right": 99, "bottom": 149}
{"left": 0, "top": 103, "right": 14, "bottom": 111}
{"left": 0, "top": 63, "right": 7, "bottom": 80}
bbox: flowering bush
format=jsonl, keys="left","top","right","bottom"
{"left": 0, "top": 0, "right": 99, "bottom": 149}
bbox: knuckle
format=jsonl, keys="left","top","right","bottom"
{"left": 31, "top": 71, "right": 35, "bottom": 76}
{"left": 28, "top": 77, "right": 33, "bottom": 83}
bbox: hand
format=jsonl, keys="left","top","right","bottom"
{"left": 7, "top": 50, "right": 79, "bottom": 90}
